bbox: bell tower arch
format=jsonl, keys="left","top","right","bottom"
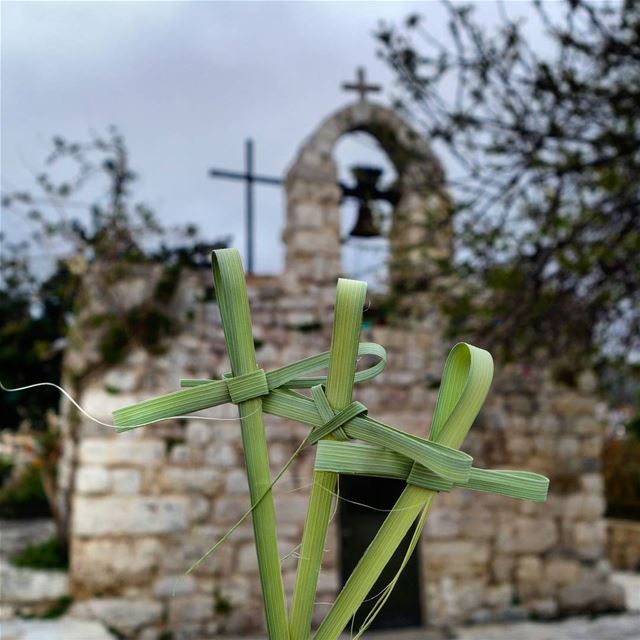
{"left": 283, "top": 98, "right": 452, "bottom": 301}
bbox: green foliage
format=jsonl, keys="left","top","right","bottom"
{"left": 627, "top": 414, "right": 640, "bottom": 441}
{"left": 98, "top": 319, "right": 130, "bottom": 365}
{"left": 0, "top": 454, "right": 14, "bottom": 486}
{"left": 0, "top": 260, "right": 79, "bottom": 428}
{"left": 198, "top": 285, "right": 217, "bottom": 302}
{"left": 377, "top": 0, "right": 640, "bottom": 366}
{"left": 1, "top": 128, "right": 228, "bottom": 430}
{"left": 0, "top": 464, "right": 51, "bottom": 519}
{"left": 127, "top": 307, "right": 177, "bottom": 353}
{"left": 96, "top": 293, "right": 178, "bottom": 367}
{"left": 153, "top": 262, "right": 183, "bottom": 302}
{"left": 10, "top": 536, "right": 68, "bottom": 570}
{"left": 40, "top": 596, "right": 73, "bottom": 619}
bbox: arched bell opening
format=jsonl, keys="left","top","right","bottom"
{"left": 284, "top": 102, "right": 451, "bottom": 300}
{"left": 333, "top": 131, "right": 398, "bottom": 291}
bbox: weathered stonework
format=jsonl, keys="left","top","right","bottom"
{"left": 284, "top": 101, "right": 452, "bottom": 299}
{"left": 59, "top": 101, "right": 624, "bottom": 639}
{"left": 607, "top": 519, "right": 640, "bottom": 571}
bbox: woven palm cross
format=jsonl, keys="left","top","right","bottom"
{"left": 113, "top": 248, "right": 548, "bottom": 640}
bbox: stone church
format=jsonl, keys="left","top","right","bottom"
{"left": 57, "top": 81, "right": 623, "bottom": 639}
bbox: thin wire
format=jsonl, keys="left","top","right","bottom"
{"left": 0, "top": 380, "right": 260, "bottom": 429}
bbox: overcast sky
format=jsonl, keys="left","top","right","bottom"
{"left": 1, "top": 1, "right": 558, "bottom": 275}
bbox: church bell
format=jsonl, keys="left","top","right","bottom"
{"left": 344, "top": 165, "right": 386, "bottom": 238}
{"left": 349, "top": 202, "right": 380, "bottom": 237}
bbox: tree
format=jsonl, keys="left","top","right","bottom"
{"left": 1, "top": 127, "right": 220, "bottom": 428}
{"left": 1, "top": 128, "right": 226, "bottom": 541}
{"left": 376, "top": 0, "right": 640, "bottom": 368}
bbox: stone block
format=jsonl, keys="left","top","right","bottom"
{"left": 0, "top": 619, "right": 116, "bottom": 640}
{"left": 529, "top": 598, "right": 559, "bottom": 619}
{"left": 138, "top": 628, "right": 160, "bottom": 640}
{"left": 71, "top": 598, "right": 162, "bottom": 635}
{"left": 0, "top": 561, "right": 68, "bottom": 603}
{"left": 0, "top": 519, "right": 57, "bottom": 557}
{"left": 111, "top": 468, "right": 142, "bottom": 494}
{"left": 74, "top": 496, "right": 187, "bottom": 536}
{"left": 485, "top": 584, "right": 512, "bottom": 609}
{"left": 186, "top": 421, "right": 214, "bottom": 446}
{"left": 71, "top": 538, "right": 163, "bottom": 590}
{"left": 224, "top": 469, "right": 249, "bottom": 494}
{"left": 170, "top": 444, "right": 190, "bottom": 464}
{"left": 507, "top": 436, "right": 530, "bottom": 458}
{"left": 565, "top": 493, "right": 605, "bottom": 520}
{"left": 575, "top": 416, "right": 599, "bottom": 435}
{"left": 205, "top": 442, "right": 237, "bottom": 468}
{"left": 237, "top": 543, "right": 259, "bottom": 574}
{"left": 424, "top": 509, "right": 462, "bottom": 538}
{"left": 558, "top": 579, "right": 625, "bottom": 613}
{"left": 607, "top": 518, "right": 640, "bottom": 571}
{"left": 545, "top": 557, "right": 581, "bottom": 586}
{"left": 316, "top": 568, "right": 339, "bottom": 595}
{"left": 492, "top": 556, "right": 515, "bottom": 583}
{"left": 79, "top": 438, "right": 164, "bottom": 467}
{"left": 161, "top": 468, "right": 221, "bottom": 494}
{"left": 168, "top": 595, "right": 214, "bottom": 624}
{"left": 557, "top": 436, "right": 579, "bottom": 458}
{"left": 104, "top": 367, "right": 140, "bottom": 393}
{"left": 461, "top": 510, "right": 498, "bottom": 540}
{"left": 212, "top": 497, "right": 250, "bottom": 524}
{"left": 154, "top": 575, "right": 196, "bottom": 598}
{"left": 550, "top": 395, "right": 594, "bottom": 418}
{"left": 423, "top": 541, "right": 490, "bottom": 577}
{"left": 81, "top": 387, "right": 143, "bottom": 422}
{"left": 456, "top": 580, "right": 486, "bottom": 618}
{"left": 188, "top": 496, "right": 210, "bottom": 524}
{"left": 581, "top": 436, "right": 602, "bottom": 458}
{"left": 574, "top": 520, "right": 606, "bottom": 559}
{"left": 292, "top": 203, "right": 325, "bottom": 228}
{"left": 581, "top": 473, "right": 604, "bottom": 493}
{"left": 76, "top": 466, "right": 110, "bottom": 494}
{"left": 497, "top": 517, "right": 558, "bottom": 554}
{"left": 516, "top": 556, "right": 542, "bottom": 583}
{"left": 275, "top": 495, "right": 309, "bottom": 524}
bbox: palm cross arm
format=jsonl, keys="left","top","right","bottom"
{"left": 112, "top": 344, "right": 473, "bottom": 488}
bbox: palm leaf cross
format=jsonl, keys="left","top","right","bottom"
{"left": 113, "top": 248, "right": 549, "bottom": 639}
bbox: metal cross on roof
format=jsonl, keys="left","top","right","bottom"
{"left": 208, "top": 139, "right": 282, "bottom": 275}
{"left": 342, "top": 67, "right": 381, "bottom": 102}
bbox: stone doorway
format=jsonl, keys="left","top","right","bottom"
{"left": 339, "top": 475, "right": 423, "bottom": 631}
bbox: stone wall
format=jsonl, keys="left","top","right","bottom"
{"left": 59, "top": 265, "right": 624, "bottom": 640}
{"left": 607, "top": 519, "right": 640, "bottom": 571}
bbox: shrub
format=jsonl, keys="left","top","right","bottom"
{"left": 0, "top": 454, "right": 14, "bottom": 486}
{"left": 0, "top": 464, "right": 51, "bottom": 519}
{"left": 10, "top": 536, "right": 68, "bottom": 570}
{"left": 41, "top": 596, "right": 73, "bottom": 619}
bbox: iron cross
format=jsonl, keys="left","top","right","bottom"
{"left": 342, "top": 67, "right": 381, "bottom": 102}
{"left": 209, "top": 139, "right": 282, "bottom": 274}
